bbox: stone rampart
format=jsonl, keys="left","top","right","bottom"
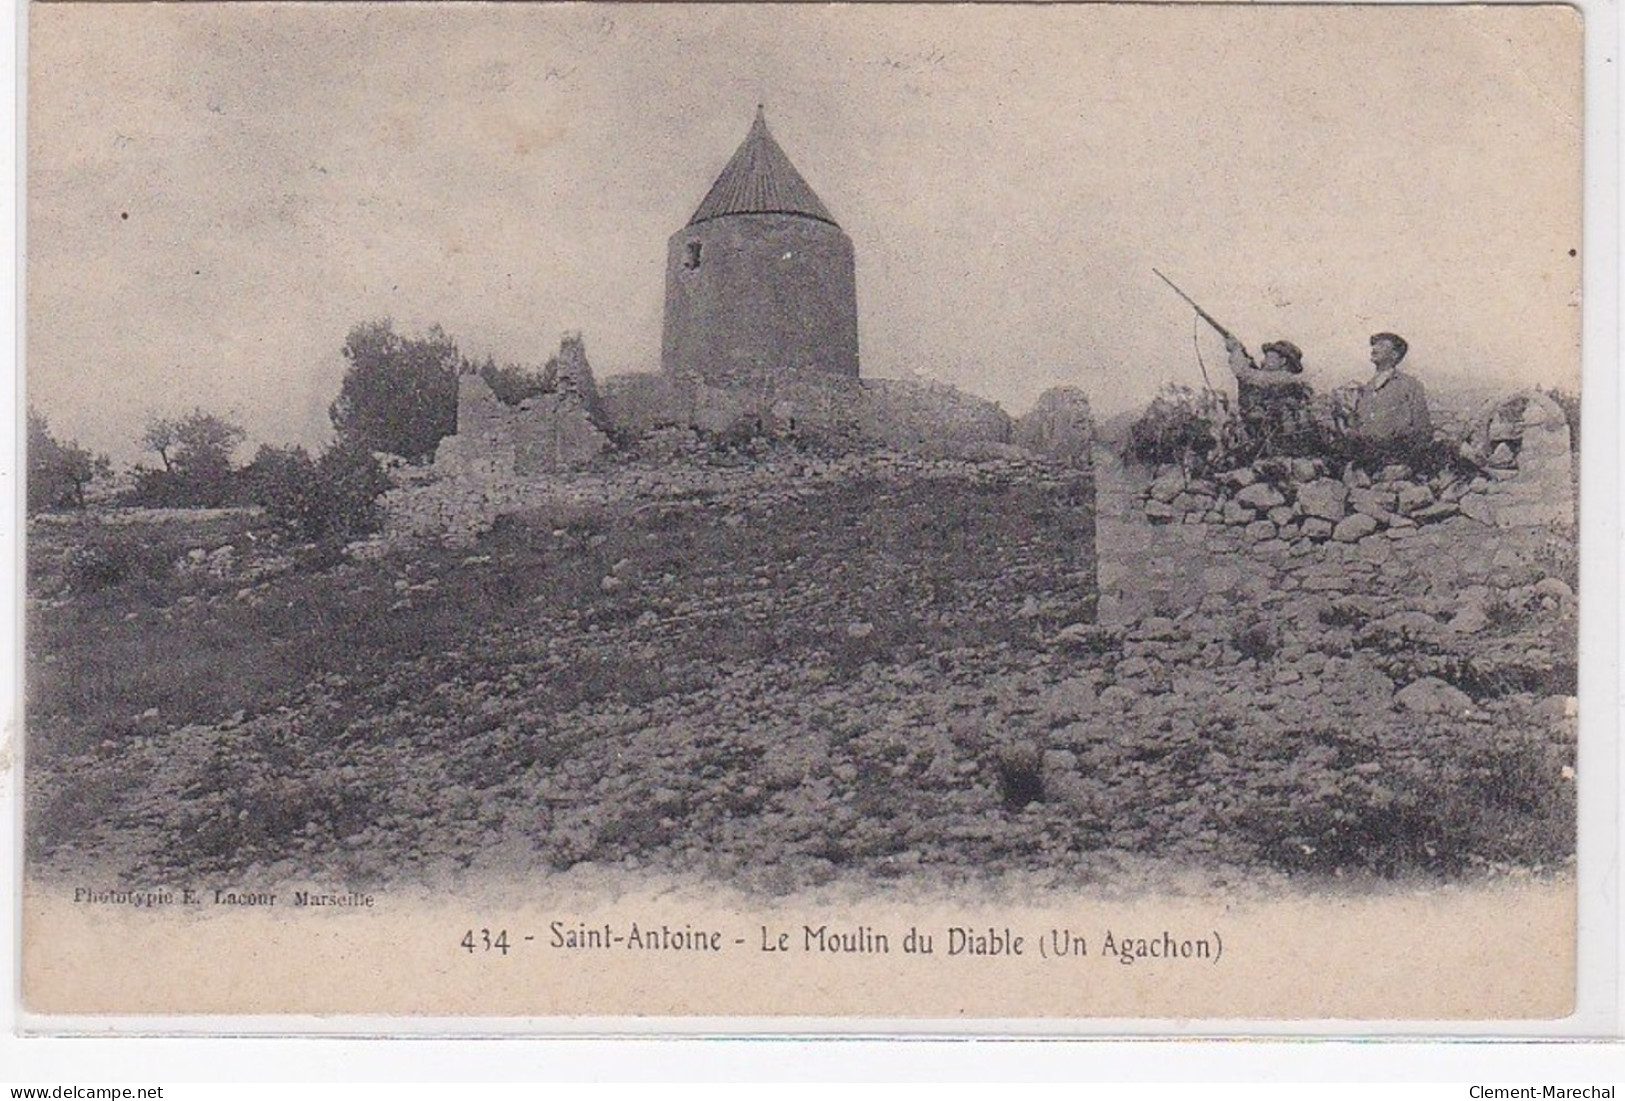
{"left": 1110, "top": 391, "right": 1577, "bottom": 631}
{"left": 1134, "top": 387, "right": 1574, "bottom": 539}
{"left": 598, "top": 369, "right": 1020, "bottom": 458}
{"left": 1102, "top": 449, "right": 1575, "bottom": 645}
{"left": 394, "top": 334, "right": 1096, "bottom": 548}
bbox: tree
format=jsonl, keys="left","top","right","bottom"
{"left": 244, "top": 441, "right": 391, "bottom": 544}
{"left": 476, "top": 353, "right": 556, "bottom": 407}
{"left": 27, "top": 408, "right": 110, "bottom": 513}
{"left": 132, "top": 408, "right": 246, "bottom": 507}
{"left": 329, "top": 320, "right": 460, "bottom": 462}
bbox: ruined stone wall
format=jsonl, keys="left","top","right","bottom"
{"left": 1113, "top": 391, "right": 1577, "bottom": 630}
{"left": 858, "top": 378, "right": 1014, "bottom": 455}
{"left": 432, "top": 370, "right": 519, "bottom": 480}
{"left": 599, "top": 369, "right": 1020, "bottom": 457}
{"left": 1013, "top": 387, "right": 1095, "bottom": 467}
{"left": 600, "top": 373, "right": 686, "bottom": 438}
{"left": 432, "top": 370, "right": 609, "bottom": 482}
{"left": 399, "top": 337, "right": 1099, "bottom": 548}
{"left": 1463, "top": 390, "right": 1576, "bottom": 526}
{"left": 1102, "top": 448, "right": 1575, "bottom": 650}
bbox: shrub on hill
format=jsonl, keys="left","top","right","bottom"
{"left": 27, "top": 408, "right": 110, "bottom": 513}
{"left": 245, "top": 442, "right": 391, "bottom": 544}
{"left": 125, "top": 408, "right": 246, "bottom": 508}
{"left": 1123, "top": 385, "right": 1238, "bottom": 473}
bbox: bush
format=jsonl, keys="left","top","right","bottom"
{"left": 247, "top": 442, "right": 392, "bottom": 543}
{"left": 1228, "top": 719, "right": 1573, "bottom": 877}
{"left": 27, "top": 409, "right": 110, "bottom": 513}
{"left": 62, "top": 541, "right": 133, "bottom": 592}
{"left": 476, "top": 355, "right": 556, "bottom": 407}
{"left": 126, "top": 409, "right": 247, "bottom": 508}
{"left": 1123, "top": 385, "right": 1239, "bottom": 473}
{"left": 53, "top": 529, "right": 178, "bottom": 595}
{"left": 1328, "top": 434, "right": 1475, "bottom": 481}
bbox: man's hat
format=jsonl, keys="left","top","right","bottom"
{"left": 1370, "top": 332, "right": 1409, "bottom": 362}
{"left": 1262, "top": 340, "right": 1304, "bottom": 374}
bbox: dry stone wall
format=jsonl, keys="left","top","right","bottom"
{"left": 393, "top": 332, "right": 1097, "bottom": 547}
{"left": 601, "top": 369, "right": 1021, "bottom": 457}
{"left": 384, "top": 445, "right": 1096, "bottom": 555}
{"left": 1135, "top": 388, "right": 1575, "bottom": 540}
{"left": 1464, "top": 391, "right": 1576, "bottom": 527}
{"left": 1101, "top": 452, "right": 1575, "bottom": 668}
{"left": 1109, "top": 391, "right": 1577, "bottom": 644}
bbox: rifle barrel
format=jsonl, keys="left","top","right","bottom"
{"left": 1153, "top": 268, "right": 1232, "bottom": 341}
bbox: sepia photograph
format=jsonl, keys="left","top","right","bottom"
{"left": 17, "top": 1, "right": 1594, "bottom": 1023}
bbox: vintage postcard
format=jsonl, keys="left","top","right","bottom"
{"left": 16, "top": 2, "right": 1598, "bottom": 1027}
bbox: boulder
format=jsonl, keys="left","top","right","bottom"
{"left": 1290, "top": 458, "right": 1322, "bottom": 481}
{"left": 1448, "top": 605, "right": 1489, "bottom": 634}
{"left": 1133, "top": 616, "right": 1183, "bottom": 641}
{"left": 1458, "top": 495, "right": 1497, "bottom": 526}
{"left": 1395, "top": 677, "right": 1473, "bottom": 715}
{"left": 1296, "top": 479, "right": 1349, "bottom": 521}
{"left": 1414, "top": 501, "right": 1461, "bottom": 523}
{"left": 1350, "top": 487, "right": 1397, "bottom": 517}
{"left": 1395, "top": 483, "right": 1436, "bottom": 514}
{"left": 1332, "top": 513, "right": 1381, "bottom": 542}
{"left": 1533, "top": 577, "right": 1576, "bottom": 603}
{"left": 1236, "top": 482, "right": 1287, "bottom": 510}
{"left": 1040, "top": 678, "right": 1098, "bottom": 720}
{"left": 1148, "top": 471, "right": 1186, "bottom": 503}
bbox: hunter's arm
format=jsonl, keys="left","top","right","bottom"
{"left": 1228, "top": 345, "right": 1299, "bottom": 387}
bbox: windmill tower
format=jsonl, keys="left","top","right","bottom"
{"left": 661, "top": 107, "right": 860, "bottom": 388}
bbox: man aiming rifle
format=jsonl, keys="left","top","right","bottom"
{"left": 1154, "top": 270, "right": 1314, "bottom": 457}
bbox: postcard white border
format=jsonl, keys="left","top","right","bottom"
{"left": 3, "top": 0, "right": 1619, "bottom": 1071}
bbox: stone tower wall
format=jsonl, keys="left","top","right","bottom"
{"left": 661, "top": 213, "right": 859, "bottom": 386}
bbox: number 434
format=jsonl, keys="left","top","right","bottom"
{"left": 461, "top": 928, "right": 510, "bottom": 954}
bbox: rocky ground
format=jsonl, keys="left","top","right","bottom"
{"left": 24, "top": 444, "right": 1575, "bottom": 897}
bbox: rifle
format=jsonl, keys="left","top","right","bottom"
{"left": 1154, "top": 268, "right": 1249, "bottom": 394}
{"left": 1152, "top": 267, "right": 1237, "bottom": 340}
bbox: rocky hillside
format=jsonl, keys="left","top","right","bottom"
{"left": 24, "top": 442, "right": 1573, "bottom": 896}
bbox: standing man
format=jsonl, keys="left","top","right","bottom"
{"left": 1224, "top": 334, "right": 1314, "bottom": 456}
{"left": 1337, "top": 332, "right": 1431, "bottom": 452}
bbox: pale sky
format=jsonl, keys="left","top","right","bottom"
{"left": 28, "top": 3, "right": 1583, "bottom": 463}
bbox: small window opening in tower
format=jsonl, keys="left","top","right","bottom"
{"left": 684, "top": 241, "right": 702, "bottom": 270}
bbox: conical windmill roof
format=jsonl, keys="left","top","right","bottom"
{"left": 687, "top": 107, "right": 838, "bottom": 227}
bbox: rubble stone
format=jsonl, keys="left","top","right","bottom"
{"left": 1332, "top": 514, "right": 1380, "bottom": 542}
{"left": 1395, "top": 677, "right": 1473, "bottom": 715}
{"left": 1236, "top": 483, "right": 1286, "bottom": 510}
{"left": 1296, "top": 479, "right": 1349, "bottom": 522}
